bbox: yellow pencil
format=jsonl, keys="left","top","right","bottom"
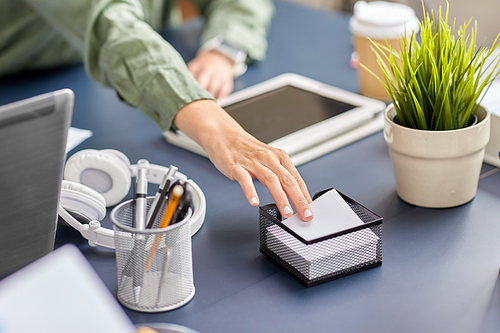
{"left": 144, "top": 185, "right": 184, "bottom": 271}
{"left": 158, "top": 184, "right": 184, "bottom": 228}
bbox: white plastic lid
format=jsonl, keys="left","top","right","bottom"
{"left": 349, "top": 1, "right": 420, "bottom": 39}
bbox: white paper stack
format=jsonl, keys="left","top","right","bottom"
{"left": 266, "top": 189, "right": 379, "bottom": 280}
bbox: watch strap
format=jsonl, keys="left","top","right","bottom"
{"left": 199, "top": 36, "right": 248, "bottom": 78}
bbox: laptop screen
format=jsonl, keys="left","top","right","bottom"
{"left": 0, "top": 89, "right": 73, "bottom": 277}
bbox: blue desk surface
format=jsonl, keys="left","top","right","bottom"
{"left": 1, "top": 1, "right": 500, "bottom": 332}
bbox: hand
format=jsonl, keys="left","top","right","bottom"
{"left": 187, "top": 50, "right": 234, "bottom": 99}
{"left": 174, "top": 100, "right": 314, "bottom": 221}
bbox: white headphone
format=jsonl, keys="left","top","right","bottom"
{"left": 58, "top": 149, "right": 206, "bottom": 249}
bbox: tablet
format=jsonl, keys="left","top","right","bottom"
{"left": 164, "top": 73, "right": 386, "bottom": 166}
{"left": 0, "top": 89, "right": 73, "bottom": 277}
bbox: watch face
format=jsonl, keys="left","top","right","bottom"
{"left": 217, "top": 41, "right": 247, "bottom": 64}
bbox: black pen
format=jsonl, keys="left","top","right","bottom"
{"left": 171, "top": 182, "right": 192, "bottom": 225}
{"left": 145, "top": 165, "right": 177, "bottom": 229}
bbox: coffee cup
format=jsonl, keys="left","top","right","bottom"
{"left": 349, "top": 1, "right": 420, "bottom": 101}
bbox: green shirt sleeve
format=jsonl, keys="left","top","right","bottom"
{"left": 193, "top": 0, "right": 275, "bottom": 61}
{"left": 21, "top": 0, "right": 213, "bottom": 131}
{"left": 7, "top": 0, "right": 273, "bottom": 131}
{"left": 84, "top": 0, "right": 213, "bottom": 131}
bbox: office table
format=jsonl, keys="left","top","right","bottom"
{"left": 1, "top": 1, "right": 500, "bottom": 332}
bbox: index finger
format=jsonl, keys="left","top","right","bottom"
{"left": 247, "top": 150, "right": 314, "bottom": 222}
{"left": 278, "top": 151, "right": 312, "bottom": 203}
{"left": 271, "top": 162, "right": 314, "bottom": 222}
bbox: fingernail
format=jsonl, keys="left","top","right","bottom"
{"left": 284, "top": 206, "right": 293, "bottom": 215}
{"left": 251, "top": 197, "right": 258, "bottom": 205}
{"left": 304, "top": 209, "right": 313, "bottom": 218}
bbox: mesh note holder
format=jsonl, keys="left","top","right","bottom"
{"left": 259, "top": 188, "right": 382, "bottom": 287}
{"left": 111, "top": 198, "right": 194, "bottom": 312}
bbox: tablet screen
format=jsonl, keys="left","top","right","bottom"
{"left": 224, "top": 85, "right": 356, "bottom": 143}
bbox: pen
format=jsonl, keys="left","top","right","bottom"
{"left": 155, "top": 248, "right": 172, "bottom": 306}
{"left": 145, "top": 165, "right": 178, "bottom": 229}
{"left": 144, "top": 185, "right": 184, "bottom": 271}
{"left": 135, "top": 168, "right": 148, "bottom": 230}
{"left": 121, "top": 166, "right": 178, "bottom": 304}
{"left": 133, "top": 168, "right": 148, "bottom": 304}
{"left": 120, "top": 181, "right": 138, "bottom": 281}
{"left": 158, "top": 184, "right": 184, "bottom": 229}
{"left": 131, "top": 181, "right": 136, "bottom": 227}
{"left": 171, "top": 182, "right": 192, "bottom": 225}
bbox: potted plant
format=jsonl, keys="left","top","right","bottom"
{"left": 363, "top": 3, "right": 500, "bottom": 208}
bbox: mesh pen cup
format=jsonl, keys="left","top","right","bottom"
{"left": 259, "top": 188, "right": 382, "bottom": 287}
{"left": 111, "top": 198, "right": 194, "bottom": 312}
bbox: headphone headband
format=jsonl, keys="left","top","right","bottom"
{"left": 59, "top": 150, "right": 206, "bottom": 249}
{"left": 131, "top": 159, "right": 188, "bottom": 185}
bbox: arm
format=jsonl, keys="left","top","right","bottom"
{"left": 174, "top": 99, "right": 313, "bottom": 221}
{"left": 23, "top": 0, "right": 213, "bottom": 129}
{"left": 24, "top": 0, "right": 313, "bottom": 220}
{"left": 83, "top": 0, "right": 214, "bottom": 130}
{"left": 179, "top": 1, "right": 315, "bottom": 219}
{"left": 187, "top": 0, "right": 274, "bottom": 98}
{"left": 187, "top": 49, "right": 235, "bottom": 99}
{"left": 195, "top": 0, "right": 274, "bottom": 61}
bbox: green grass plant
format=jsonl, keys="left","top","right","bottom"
{"left": 363, "top": 2, "right": 500, "bottom": 130}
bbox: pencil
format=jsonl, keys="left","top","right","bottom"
{"left": 158, "top": 185, "right": 184, "bottom": 228}
{"left": 144, "top": 185, "right": 184, "bottom": 271}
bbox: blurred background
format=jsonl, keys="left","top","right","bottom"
{"left": 177, "top": 0, "right": 500, "bottom": 49}
{"left": 282, "top": 0, "right": 500, "bottom": 46}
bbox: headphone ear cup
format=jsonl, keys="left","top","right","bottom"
{"left": 99, "top": 149, "right": 132, "bottom": 169}
{"left": 64, "top": 149, "right": 131, "bottom": 206}
{"left": 60, "top": 180, "right": 107, "bottom": 221}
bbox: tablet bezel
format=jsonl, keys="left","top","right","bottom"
{"left": 164, "top": 73, "right": 386, "bottom": 163}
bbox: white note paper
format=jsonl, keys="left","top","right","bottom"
{"left": 66, "top": 127, "right": 93, "bottom": 153}
{"left": 268, "top": 189, "right": 379, "bottom": 279}
{"left": 282, "top": 189, "right": 364, "bottom": 241}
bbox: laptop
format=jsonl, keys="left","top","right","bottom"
{"left": 0, "top": 89, "right": 73, "bottom": 277}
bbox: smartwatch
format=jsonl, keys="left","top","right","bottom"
{"left": 199, "top": 36, "right": 248, "bottom": 78}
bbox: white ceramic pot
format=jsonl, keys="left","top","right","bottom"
{"left": 383, "top": 104, "right": 490, "bottom": 208}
